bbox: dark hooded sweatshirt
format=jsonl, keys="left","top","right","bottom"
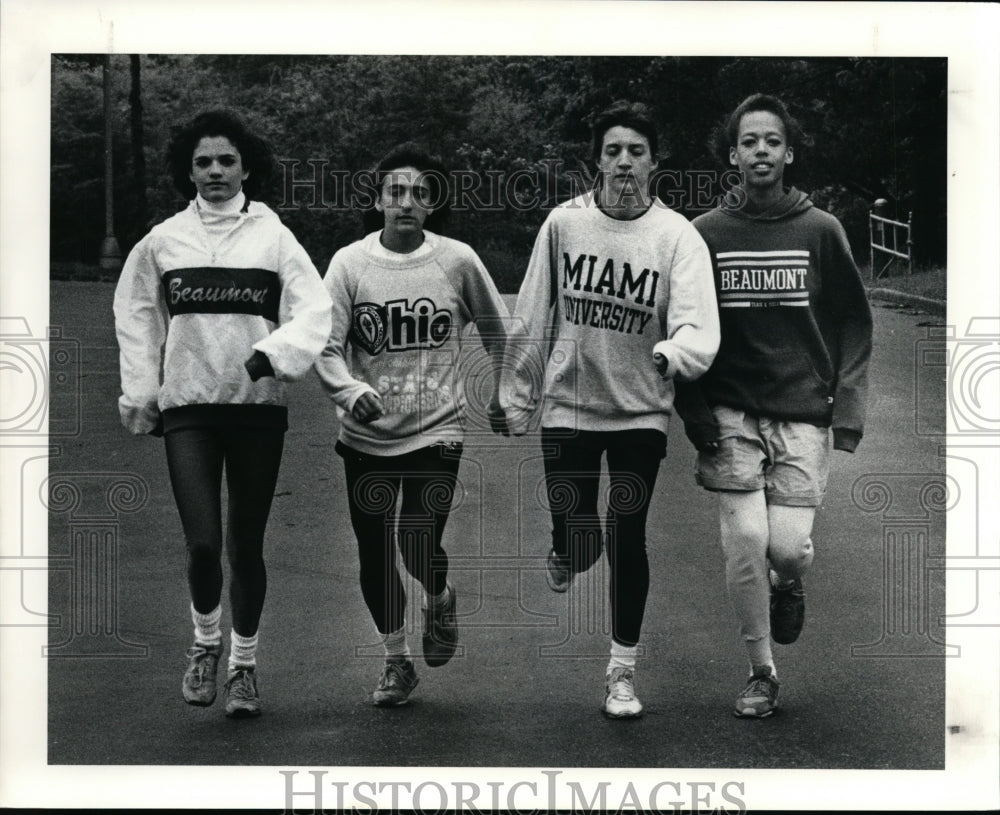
{"left": 674, "top": 186, "right": 872, "bottom": 453}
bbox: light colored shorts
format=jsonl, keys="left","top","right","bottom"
{"left": 695, "top": 406, "right": 830, "bottom": 507}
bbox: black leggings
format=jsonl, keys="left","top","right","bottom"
{"left": 541, "top": 427, "right": 666, "bottom": 648}
{"left": 164, "top": 425, "right": 285, "bottom": 637}
{"left": 338, "top": 441, "right": 462, "bottom": 635}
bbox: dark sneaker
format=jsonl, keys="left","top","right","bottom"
{"left": 770, "top": 577, "right": 805, "bottom": 644}
{"left": 545, "top": 548, "right": 572, "bottom": 593}
{"left": 182, "top": 642, "right": 222, "bottom": 707}
{"left": 601, "top": 666, "right": 644, "bottom": 719}
{"left": 422, "top": 583, "right": 458, "bottom": 667}
{"left": 224, "top": 667, "right": 262, "bottom": 718}
{"left": 733, "top": 665, "right": 780, "bottom": 718}
{"left": 372, "top": 658, "right": 419, "bottom": 707}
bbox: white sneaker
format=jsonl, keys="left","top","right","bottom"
{"left": 602, "top": 666, "right": 643, "bottom": 718}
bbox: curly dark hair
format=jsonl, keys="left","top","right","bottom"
{"left": 590, "top": 100, "right": 659, "bottom": 161}
{"left": 166, "top": 109, "right": 274, "bottom": 200}
{"left": 710, "top": 93, "right": 806, "bottom": 168}
{"left": 361, "top": 143, "right": 451, "bottom": 235}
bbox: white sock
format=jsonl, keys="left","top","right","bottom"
{"left": 191, "top": 604, "right": 222, "bottom": 647}
{"left": 423, "top": 582, "right": 451, "bottom": 611}
{"left": 607, "top": 640, "right": 638, "bottom": 674}
{"left": 228, "top": 630, "right": 258, "bottom": 672}
{"left": 382, "top": 626, "right": 409, "bottom": 660}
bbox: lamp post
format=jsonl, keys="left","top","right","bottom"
{"left": 99, "top": 54, "right": 122, "bottom": 273}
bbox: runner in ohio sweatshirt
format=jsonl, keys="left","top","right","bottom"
{"left": 500, "top": 101, "right": 719, "bottom": 719}
{"left": 314, "top": 144, "right": 509, "bottom": 708}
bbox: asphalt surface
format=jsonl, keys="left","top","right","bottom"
{"left": 46, "top": 281, "right": 947, "bottom": 770}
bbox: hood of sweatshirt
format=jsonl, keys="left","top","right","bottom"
{"left": 719, "top": 185, "right": 813, "bottom": 221}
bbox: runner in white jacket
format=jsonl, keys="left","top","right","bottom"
{"left": 114, "top": 110, "right": 331, "bottom": 719}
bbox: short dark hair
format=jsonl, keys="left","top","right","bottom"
{"left": 362, "top": 143, "right": 451, "bottom": 235}
{"left": 590, "top": 100, "right": 659, "bottom": 161}
{"left": 717, "top": 93, "right": 804, "bottom": 160}
{"left": 166, "top": 109, "right": 273, "bottom": 200}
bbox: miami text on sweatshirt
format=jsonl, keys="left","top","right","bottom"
{"left": 314, "top": 231, "right": 509, "bottom": 456}
{"left": 679, "top": 186, "right": 873, "bottom": 451}
{"left": 499, "top": 193, "right": 720, "bottom": 436}
{"left": 114, "top": 193, "right": 333, "bottom": 434}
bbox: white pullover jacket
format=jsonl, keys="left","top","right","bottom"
{"left": 114, "top": 195, "right": 332, "bottom": 434}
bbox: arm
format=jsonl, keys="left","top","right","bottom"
{"left": 113, "top": 233, "right": 167, "bottom": 435}
{"left": 498, "top": 216, "right": 558, "bottom": 435}
{"left": 251, "top": 226, "right": 333, "bottom": 382}
{"left": 457, "top": 248, "right": 511, "bottom": 432}
{"left": 652, "top": 226, "right": 720, "bottom": 382}
{"left": 672, "top": 380, "right": 721, "bottom": 452}
{"left": 824, "top": 219, "right": 873, "bottom": 452}
{"left": 312, "top": 250, "right": 381, "bottom": 415}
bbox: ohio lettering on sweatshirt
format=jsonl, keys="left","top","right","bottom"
{"left": 500, "top": 194, "right": 720, "bottom": 436}
{"left": 676, "top": 186, "right": 873, "bottom": 452}
{"left": 315, "top": 231, "right": 509, "bottom": 456}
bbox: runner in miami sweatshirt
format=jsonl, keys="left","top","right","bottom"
{"left": 500, "top": 192, "right": 720, "bottom": 435}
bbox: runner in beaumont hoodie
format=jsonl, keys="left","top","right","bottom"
{"left": 673, "top": 94, "right": 873, "bottom": 721}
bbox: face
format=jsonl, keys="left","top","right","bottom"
{"left": 597, "top": 125, "right": 656, "bottom": 204}
{"left": 189, "top": 135, "right": 249, "bottom": 202}
{"left": 729, "top": 110, "right": 793, "bottom": 190}
{"left": 376, "top": 165, "right": 434, "bottom": 240}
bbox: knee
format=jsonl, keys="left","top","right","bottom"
{"left": 227, "top": 547, "right": 264, "bottom": 576}
{"left": 769, "top": 535, "right": 814, "bottom": 575}
{"left": 187, "top": 540, "right": 220, "bottom": 569}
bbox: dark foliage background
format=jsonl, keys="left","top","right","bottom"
{"left": 51, "top": 55, "right": 946, "bottom": 291}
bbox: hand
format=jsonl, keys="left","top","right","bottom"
{"left": 653, "top": 352, "right": 669, "bottom": 377}
{"left": 244, "top": 350, "right": 275, "bottom": 381}
{"left": 352, "top": 391, "right": 384, "bottom": 424}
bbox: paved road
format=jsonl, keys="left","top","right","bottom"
{"left": 46, "top": 282, "right": 946, "bottom": 771}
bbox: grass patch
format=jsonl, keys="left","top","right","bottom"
{"left": 865, "top": 264, "right": 946, "bottom": 302}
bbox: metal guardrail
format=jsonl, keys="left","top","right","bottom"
{"left": 869, "top": 201, "right": 913, "bottom": 280}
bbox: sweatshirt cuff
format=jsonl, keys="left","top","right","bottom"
{"left": 652, "top": 340, "right": 678, "bottom": 379}
{"left": 833, "top": 428, "right": 861, "bottom": 453}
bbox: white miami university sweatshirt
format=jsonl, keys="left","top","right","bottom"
{"left": 500, "top": 193, "right": 720, "bottom": 436}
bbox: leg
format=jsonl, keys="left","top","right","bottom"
{"left": 223, "top": 427, "right": 285, "bottom": 638}
{"left": 541, "top": 428, "right": 604, "bottom": 575}
{"left": 396, "top": 444, "right": 463, "bottom": 597}
{"left": 767, "top": 505, "right": 816, "bottom": 581}
{"left": 718, "top": 489, "right": 772, "bottom": 664}
{"left": 397, "top": 444, "right": 463, "bottom": 668}
{"left": 604, "top": 430, "right": 665, "bottom": 648}
{"left": 164, "top": 428, "right": 225, "bottom": 615}
{"left": 164, "top": 428, "right": 226, "bottom": 707}
{"left": 340, "top": 447, "right": 404, "bottom": 635}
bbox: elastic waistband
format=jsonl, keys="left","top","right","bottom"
{"left": 162, "top": 404, "right": 288, "bottom": 433}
